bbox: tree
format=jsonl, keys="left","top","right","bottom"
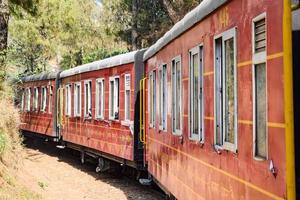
{"left": 101, "top": 0, "right": 200, "bottom": 50}
{"left": 163, "top": 0, "right": 200, "bottom": 23}
{"left": 0, "top": 0, "right": 38, "bottom": 83}
{"left": 7, "top": 0, "right": 125, "bottom": 73}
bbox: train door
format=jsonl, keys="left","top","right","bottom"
{"left": 292, "top": 7, "right": 300, "bottom": 196}
{"left": 56, "top": 87, "right": 64, "bottom": 139}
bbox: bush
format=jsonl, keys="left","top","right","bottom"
{"left": 0, "top": 82, "right": 23, "bottom": 168}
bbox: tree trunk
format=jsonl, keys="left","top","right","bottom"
{"left": 163, "top": 0, "right": 179, "bottom": 23}
{"left": 0, "top": 0, "right": 9, "bottom": 81}
{"left": 131, "top": 0, "right": 138, "bottom": 50}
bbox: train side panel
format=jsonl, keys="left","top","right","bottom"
{"left": 145, "top": 0, "right": 286, "bottom": 199}
{"left": 60, "top": 63, "right": 137, "bottom": 163}
{"left": 20, "top": 78, "right": 57, "bottom": 138}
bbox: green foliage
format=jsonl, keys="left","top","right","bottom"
{"left": 9, "top": 0, "right": 39, "bottom": 15}
{"left": 102, "top": 0, "right": 172, "bottom": 49}
{"left": 7, "top": 0, "right": 124, "bottom": 74}
{"left": 101, "top": 0, "right": 200, "bottom": 49}
{"left": 82, "top": 48, "right": 128, "bottom": 64}
{"left": 59, "top": 48, "right": 128, "bottom": 70}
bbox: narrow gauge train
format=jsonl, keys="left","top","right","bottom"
{"left": 20, "top": 50, "right": 147, "bottom": 170}
{"left": 18, "top": 0, "right": 300, "bottom": 199}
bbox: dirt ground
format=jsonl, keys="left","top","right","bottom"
{"left": 17, "top": 138, "right": 164, "bottom": 200}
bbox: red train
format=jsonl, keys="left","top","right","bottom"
{"left": 19, "top": 0, "right": 300, "bottom": 199}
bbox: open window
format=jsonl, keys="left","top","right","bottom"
{"left": 96, "top": 78, "right": 104, "bottom": 119}
{"left": 109, "top": 76, "right": 119, "bottom": 120}
{"left": 172, "top": 56, "right": 182, "bottom": 135}
{"left": 26, "top": 88, "right": 31, "bottom": 111}
{"left": 149, "top": 70, "right": 156, "bottom": 127}
{"left": 65, "top": 84, "right": 72, "bottom": 116}
{"left": 159, "top": 65, "right": 167, "bottom": 131}
{"left": 252, "top": 13, "right": 267, "bottom": 160}
{"left": 33, "top": 87, "right": 39, "bottom": 111}
{"left": 74, "top": 82, "right": 81, "bottom": 117}
{"left": 189, "top": 46, "right": 204, "bottom": 141}
{"left": 84, "top": 80, "right": 92, "bottom": 118}
{"left": 20, "top": 89, "right": 25, "bottom": 111}
{"left": 214, "top": 28, "right": 237, "bottom": 152}
{"left": 41, "top": 87, "right": 47, "bottom": 112}
{"left": 124, "top": 74, "right": 131, "bottom": 121}
{"left": 48, "top": 85, "right": 53, "bottom": 114}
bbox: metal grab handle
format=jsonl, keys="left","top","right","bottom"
{"left": 139, "top": 78, "right": 146, "bottom": 144}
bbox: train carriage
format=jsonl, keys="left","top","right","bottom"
{"left": 58, "top": 50, "right": 146, "bottom": 169}
{"left": 143, "top": 0, "right": 297, "bottom": 199}
{"left": 19, "top": 72, "right": 59, "bottom": 139}
{"left": 17, "top": 0, "right": 300, "bottom": 199}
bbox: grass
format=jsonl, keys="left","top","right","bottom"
{"left": 0, "top": 81, "right": 42, "bottom": 200}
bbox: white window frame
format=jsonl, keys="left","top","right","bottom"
{"left": 252, "top": 13, "right": 268, "bottom": 160}
{"left": 26, "top": 88, "right": 31, "bottom": 111}
{"left": 96, "top": 78, "right": 105, "bottom": 119}
{"left": 159, "top": 64, "right": 167, "bottom": 131}
{"left": 149, "top": 70, "right": 156, "bottom": 128}
{"left": 189, "top": 45, "right": 205, "bottom": 142}
{"left": 65, "top": 84, "right": 72, "bottom": 116}
{"left": 33, "top": 87, "right": 39, "bottom": 111}
{"left": 124, "top": 74, "right": 131, "bottom": 121}
{"left": 74, "top": 82, "right": 81, "bottom": 117}
{"left": 109, "top": 76, "right": 120, "bottom": 120}
{"left": 84, "top": 80, "right": 92, "bottom": 118}
{"left": 48, "top": 85, "right": 53, "bottom": 114}
{"left": 214, "top": 27, "right": 238, "bottom": 152}
{"left": 41, "top": 87, "right": 47, "bottom": 112}
{"left": 171, "top": 56, "right": 182, "bottom": 136}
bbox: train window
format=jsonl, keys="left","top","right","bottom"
{"left": 33, "top": 87, "right": 39, "bottom": 111}
{"left": 49, "top": 86, "right": 53, "bottom": 114}
{"left": 172, "top": 56, "right": 182, "bottom": 135}
{"left": 189, "top": 46, "right": 204, "bottom": 141}
{"left": 41, "top": 87, "right": 47, "bottom": 112}
{"left": 214, "top": 28, "right": 237, "bottom": 152}
{"left": 159, "top": 65, "right": 167, "bottom": 130}
{"left": 96, "top": 78, "right": 104, "bottom": 119}
{"left": 109, "top": 76, "right": 120, "bottom": 120}
{"left": 124, "top": 74, "right": 131, "bottom": 121}
{"left": 254, "top": 19, "right": 266, "bottom": 53}
{"left": 84, "top": 80, "right": 92, "bottom": 118}
{"left": 149, "top": 70, "right": 156, "bottom": 127}
{"left": 21, "top": 89, "right": 25, "bottom": 111}
{"left": 253, "top": 13, "right": 267, "bottom": 160}
{"left": 74, "top": 82, "right": 81, "bottom": 117}
{"left": 254, "top": 63, "right": 267, "bottom": 159}
{"left": 26, "top": 88, "right": 31, "bottom": 111}
{"left": 65, "top": 84, "right": 72, "bottom": 116}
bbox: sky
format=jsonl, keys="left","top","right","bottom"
{"left": 95, "top": 0, "right": 102, "bottom": 6}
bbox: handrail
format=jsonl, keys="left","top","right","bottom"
{"left": 283, "top": 0, "right": 296, "bottom": 199}
{"left": 56, "top": 87, "right": 61, "bottom": 125}
{"left": 139, "top": 78, "right": 146, "bottom": 144}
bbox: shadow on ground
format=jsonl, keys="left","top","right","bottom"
{"left": 22, "top": 136, "right": 164, "bottom": 200}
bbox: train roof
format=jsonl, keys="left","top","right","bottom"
{"left": 21, "top": 71, "right": 59, "bottom": 82}
{"left": 143, "top": 0, "right": 227, "bottom": 61}
{"left": 60, "top": 50, "right": 140, "bottom": 78}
